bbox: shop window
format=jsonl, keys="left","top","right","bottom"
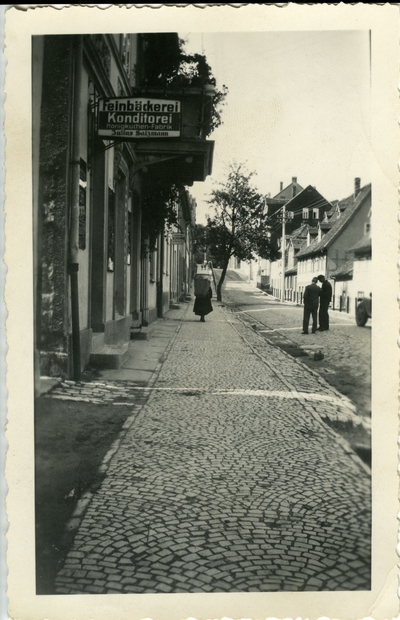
{"left": 108, "top": 188, "right": 115, "bottom": 271}
{"left": 79, "top": 159, "right": 87, "bottom": 250}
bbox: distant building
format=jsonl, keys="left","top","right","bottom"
{"left": 330, "top": 207, "right": 371, "bottom": 313}
{"left": 296, "top": 179, "right": 371, "bottom": 312}
{"left": 266, "top": 180, "right": 332, "bottom": 297}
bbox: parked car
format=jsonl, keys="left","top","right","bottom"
{"left": 356, "top": 293, "right": 372, "bottom": 326}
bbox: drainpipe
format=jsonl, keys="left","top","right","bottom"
{"left": 157, "top": 228, "right": 164, "bottom": 318}
{"left": 69, "top": 36, "right": 82, "bottom": 381}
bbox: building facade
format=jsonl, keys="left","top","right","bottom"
{"left": 266, "top": 181, "right": 332, "bottom": 299}
{"left": 296, "top": 180, "right": 371, "bottom": 312}
{"left": 33, "top": 33, "right": 215, "bottom": 386}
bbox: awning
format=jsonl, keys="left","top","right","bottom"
{"left": 134, "top": 139, "right": 214, "bottom": 186}
{"left": 330, "top": 259, "right": 354, "bottom": 280}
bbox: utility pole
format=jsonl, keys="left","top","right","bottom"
{"left": 280, "top": 202, "right": 286, "bottom": 303}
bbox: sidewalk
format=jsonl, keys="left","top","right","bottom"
{"left": 53, "top": 297, "right": 371, "bottom": 594}
{"left": 45, "top": 303, "right": 190, "bottom": 402}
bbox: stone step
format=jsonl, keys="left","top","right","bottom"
{"left": 130, "top": 319, "right": 161, "bottom": 341}
{"left": 130, "top": 325, "right": 151, "bottom": 341}
{"left": 90, "top": 343, "right": 129, "bottom": 369}
{"left": 92, "top": 331, "right": 105, "bottom": 352}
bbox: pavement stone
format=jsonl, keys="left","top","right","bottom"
{"left": 52, "top": 294, "right": 371, "bottom": 594}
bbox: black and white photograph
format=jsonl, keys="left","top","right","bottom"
{"left": 4, "top": 4, "right": 398, "bottom": 620}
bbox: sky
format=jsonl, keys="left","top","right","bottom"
{"left": 180, "top": 30, "right": 371, "bottom": 225}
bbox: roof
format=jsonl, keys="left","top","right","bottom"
{"left": 286, "top": 223, "right": 309, "bottom": 251}
{"left": 296, "top": 184, "right": 371, "bottom": 259}
{"left": 330, "top": 259, "right": 354, "bottom": 280}
{"left": 324, "top": 204, "right": 340, "bottom": 219}
{"left": 292, "top": 238, "right": 307, "bottom": 250}
{"left": 284, "top": 184, "right": 332, "bottom": 212}
{"left": 265, "top": 197, "right": 286, "bottom": 207}
{"left": 338, "top": 195, "right": 354, "bottom": 211}
{"left": 290, "top": 223, "right": 309, "bottom": 239}
{"left": 272, "top": 181, "right": 304, "bottom": 200}
{"left": 285, "top": 267, "right": 297, "bottom": 276}
{"left": 349, "top": 235, "right": 371, "bottom": 255}
{"left": 320, "top": 219, "right": 335, "bottom": 231}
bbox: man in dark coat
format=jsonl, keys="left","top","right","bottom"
{"left": 317, "top": 274, "right": 333, "bottom": 331}
{"left": 302, "top": 277, "right": 321, "bottom": 334}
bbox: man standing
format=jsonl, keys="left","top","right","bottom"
{"left": 317, "top": 274, "right": 333, "bottom": 331}
{"left": 302, "top": 277, "right": 321, "bottom": 334}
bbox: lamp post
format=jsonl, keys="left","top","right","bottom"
{"left": 279, "top": 203, "right": 294, "bottom": 302}
{"left": 280, "top": 201, "right": 286, "bottom": 303}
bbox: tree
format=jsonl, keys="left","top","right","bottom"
{"left": 139, "top": 34, "right": 228, "bottom": 138}
{"left": 206, "top": 163, "right": 280, "bottom": 301}
{"left": 137, "top": 34, "right": 229, "bottom": 254}
{"left": 192, "top": 223, "right": 208, "bottom": 264}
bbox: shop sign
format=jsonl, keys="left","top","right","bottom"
{"left": 172, "top": 233, "right": 185, "bottom": 244}
{"left": 97, "top": 97, "right": 181, "bottom": 139}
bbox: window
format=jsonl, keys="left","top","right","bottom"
{"left": 303, "top": 208, "right": 309, "bottom": 219}
{"left": 313, "top": 208, "right": 319, "bottom": 219}
{"left": 365, "top": 222, "right": 371, "bottom": 235}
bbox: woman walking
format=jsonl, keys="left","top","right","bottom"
{"left": 193, "top": 274, "right": 213, "bottom": 322}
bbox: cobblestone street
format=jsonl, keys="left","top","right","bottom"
{"left": 53, "top": 293, "right": 371, "bottom": 594}
{"left": 218, "top": 271, "right": 372, "bottom": 420}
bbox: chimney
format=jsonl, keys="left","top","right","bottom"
{"left": 354, "top": 177, "right": 361, "bottom": 197}
{"left": 292, "top": 177, "right": 297, "bottom": 184}
{"left": 280, "top": 182, "right": 283, "bottom": 191}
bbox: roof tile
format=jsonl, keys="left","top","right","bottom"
{"left": 296, "top": 184, "right": 371, "bottom": 259}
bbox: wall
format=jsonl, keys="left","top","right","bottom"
{"left": 327, "top": 194, "right": 371, "bottom": 277}
{"left": 270, "top": 259, "right": 282, "bottom": 297}
{"left": 297, "top": 255, "right": 326, "bottom": 291}
{"left": 38, "top": 36, "right": 72, "bottom": 376}
{"left": 32, "top": 36, "right": 44, "bottom": 392}
{"left": 352, "top": 257, "right": 371, "bottom": 297}
{"left": 77, "top": 67, "right": 91, "bottom": 331}
{"left": 148, "top": 280, "right": 157, "bottom": 324}
{"left": 227, "top": 259, "right": 257, "bottom": 282}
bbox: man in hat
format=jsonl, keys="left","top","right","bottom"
{"left": 317, "top": 274, "right": 333, "bottom": 331}
{"left": 302, "top": 277, "right": 321, "bottom": 334}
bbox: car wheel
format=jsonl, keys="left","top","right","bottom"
{"left": 356, "top": 303, "right": 368, "bottom": 326}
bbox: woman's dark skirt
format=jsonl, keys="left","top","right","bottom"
{"left": 193, "top": 295, "right": 213, "bottom": 317}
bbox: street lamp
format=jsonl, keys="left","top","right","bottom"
{"left": 280, "top": 204, "right": 294, "bottom": 303}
